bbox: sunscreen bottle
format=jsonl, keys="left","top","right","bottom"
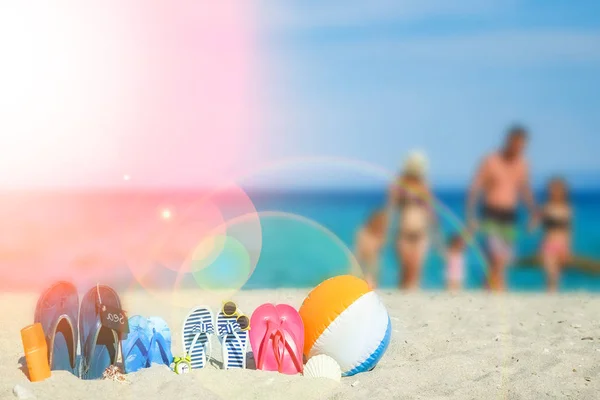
{"left": 21, "top": 323, "right": 51, "bottom": 382}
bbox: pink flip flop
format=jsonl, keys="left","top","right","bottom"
{"left": 249, "top": 303, "right": 304, "bottom": 375}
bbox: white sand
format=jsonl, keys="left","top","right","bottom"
{"left": 1, "top": 290, "right": 599, "bottom": 400}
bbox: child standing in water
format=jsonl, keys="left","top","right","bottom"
{"left": 355, "top": 209, "right": 388, "bottom": 289}
{"left": 539, "top": 178, "right": 572, "bottom": 292}
{"left": 446, "top": 235, "right": 466, "bottom": 291}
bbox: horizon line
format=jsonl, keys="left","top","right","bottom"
{"left": 1, "top": 184, "right": 599, "bottom": 193}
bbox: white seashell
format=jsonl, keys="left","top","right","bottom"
{"left": 13, "top": 385, "right": 35, "bottom": 399}
{"left": 303, "top": 354, "right": 342, "bottom": 382}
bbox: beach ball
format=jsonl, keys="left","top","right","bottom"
{"left": 299, "top": 275, "right": 391, "bottom": 376}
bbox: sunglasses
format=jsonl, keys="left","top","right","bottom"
{"left": 222, "top": 301, "right": 250, "bottom": 331}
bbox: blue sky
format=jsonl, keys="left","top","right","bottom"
{"left": 254, "top": 0, "right": 600, "bottom": 189}
{"left": 3, "top": 1, "right": 597, "bottom": 190}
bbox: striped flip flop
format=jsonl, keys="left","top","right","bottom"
{"left": 217, "top": 301, "right": 249, "bottom": 369}
{"left": 182, "top": 306, "right": 214, "bottom": 370}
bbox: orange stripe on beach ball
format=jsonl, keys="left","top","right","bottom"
{"left": 299, "top": 275, "right": 370, "bottom": 357}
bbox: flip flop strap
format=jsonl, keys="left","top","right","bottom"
{"left": 204, "top": 321, "right": 215, "bottom": 360}
{"left": 187, "top": 331, "right": 202, "bottom": 358}
{"left": 281, "top": 325, "right": 304, "bottom": 373}
{"left": 272, "top": 330, "right": 285, "bottom": 373}
{"left": 187, "top": 322, "right": 213, "bottom": 356}
{"left": 125, "top": 330, "right": 149, "bottom": 359}
{"left": 197, "top": 321, "right": 214, "bottom": 334}
{"left": 82, "top": 329, "right": 95, "bottom": 372}
{"left": 229, "top": 329, "right": 245, "bottom": 366}
{"left": 272, "top": 327, "right": 303, "bottom": 373}
{"left": 256, "top": 321, "right": 278, "bottom": 370}
{"left": 83, "top": 325, "right": 118, "bottom": 373}
{"left": 227, "top": 321, "right": 244, "bottom": 341}
{"left": 149, "top": 331, "right": 171, "bottom": 364}
{"left": 222, "top": 321, "right": 245, "bottom": 366}
{"left": 218, "top": 321, "right": 241, "bottom": 336}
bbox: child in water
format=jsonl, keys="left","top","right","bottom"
{"left": 539, "top": 177, "right": 572, "bottom": 292}
{"left": 355, "top": 209, "right": 388, "bottom": 289}
{"left": 445, "top": 234, "right": 466, "bottom": 291}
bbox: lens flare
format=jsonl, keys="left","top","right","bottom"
{"left": 189, "top": 211, "right": 362, "bottom": 291}
{"left": 130, "top": 199, "right": 226, "bottom": 274}
{"left": 190, "top": 235, "right": 252, "bottom": 291}
{"left": 243, "top": 211, "right": 362, "bottom": 287}
{"left": 130, "top": 208, "right": 362, "bottom": 308}
{"left": 126, "top": 184, "right": 261, "bottom": 309}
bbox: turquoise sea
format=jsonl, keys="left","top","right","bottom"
{"left": 0, "top": 189, "right": 598, "bottom": 292}
{"left": 245, "top": 190, "right": 600, "bottom": 292}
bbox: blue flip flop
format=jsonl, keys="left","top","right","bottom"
{"left": 147, "top": 317, "right": 173, "bottom": 367}
{"left": 79, "top": 285, "right": 123, "bottom": 380}
{"left": 122, "top": 315, "right": 151, "bottom": 373}
{"left": 34, "top": 281, "right": 79, "bottom": 375}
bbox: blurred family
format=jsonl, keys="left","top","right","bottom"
{"left": 356, "top": 125, "right": 578, "bottom": 292}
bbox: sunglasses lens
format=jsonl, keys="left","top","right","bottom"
{"left": 237, "top": 315, "right": 249, "bottom": 330}
{"left": 223, "top": 301, "right": 237, "bottom": 316}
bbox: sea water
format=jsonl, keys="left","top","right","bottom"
{"left": 245, "top": 190, "right": 600, "bottom": 292}
{"left": 0, "top": 190, "right": 598, "bottom": 292}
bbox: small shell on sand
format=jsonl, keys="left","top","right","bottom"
{"left": 13, "top": 384, "right": 35, "bottom": 399}
{"left": 102, "top": 365, "right": 130, "bottom": 384}
{"left": 303, "top": 355, "right": 342, "bottom": 382}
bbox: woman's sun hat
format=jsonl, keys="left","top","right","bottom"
{"left": 402, "top": 150, "right": 428, "bottom": 178}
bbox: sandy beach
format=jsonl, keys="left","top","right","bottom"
{"left": 1, "top": 289, "right": 599, "bottom": 400}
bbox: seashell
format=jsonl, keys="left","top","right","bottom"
{"left": 12, "top": 384, "right": 35, "bottom": 399}
{"left": 102, "top": 365, "right": 130, "bottom": 384}
{"left": 303, "top": 354, "right": 342, "bottom": 382}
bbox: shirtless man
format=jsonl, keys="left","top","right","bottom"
{"left": 467, "top": 126, "right": 537, "bottom": 291}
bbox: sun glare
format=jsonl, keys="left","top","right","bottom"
{"left": 0, "top": 1, "right": 259, "bottom": 188}
{"left": 0, "top": 2, "right": 136, "bottom": 187}
{"left": 161, "top": 208, "right": 172, "bottom": 220}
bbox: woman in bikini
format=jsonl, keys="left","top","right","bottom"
{"left": 518, "top": 177, "right": 600, "bottom": 280}
{"left": 539, "top": 178, "right": 572, "bottom": 292}
{"left": 388, "top": 152, "right": 438, "bottom": 289}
